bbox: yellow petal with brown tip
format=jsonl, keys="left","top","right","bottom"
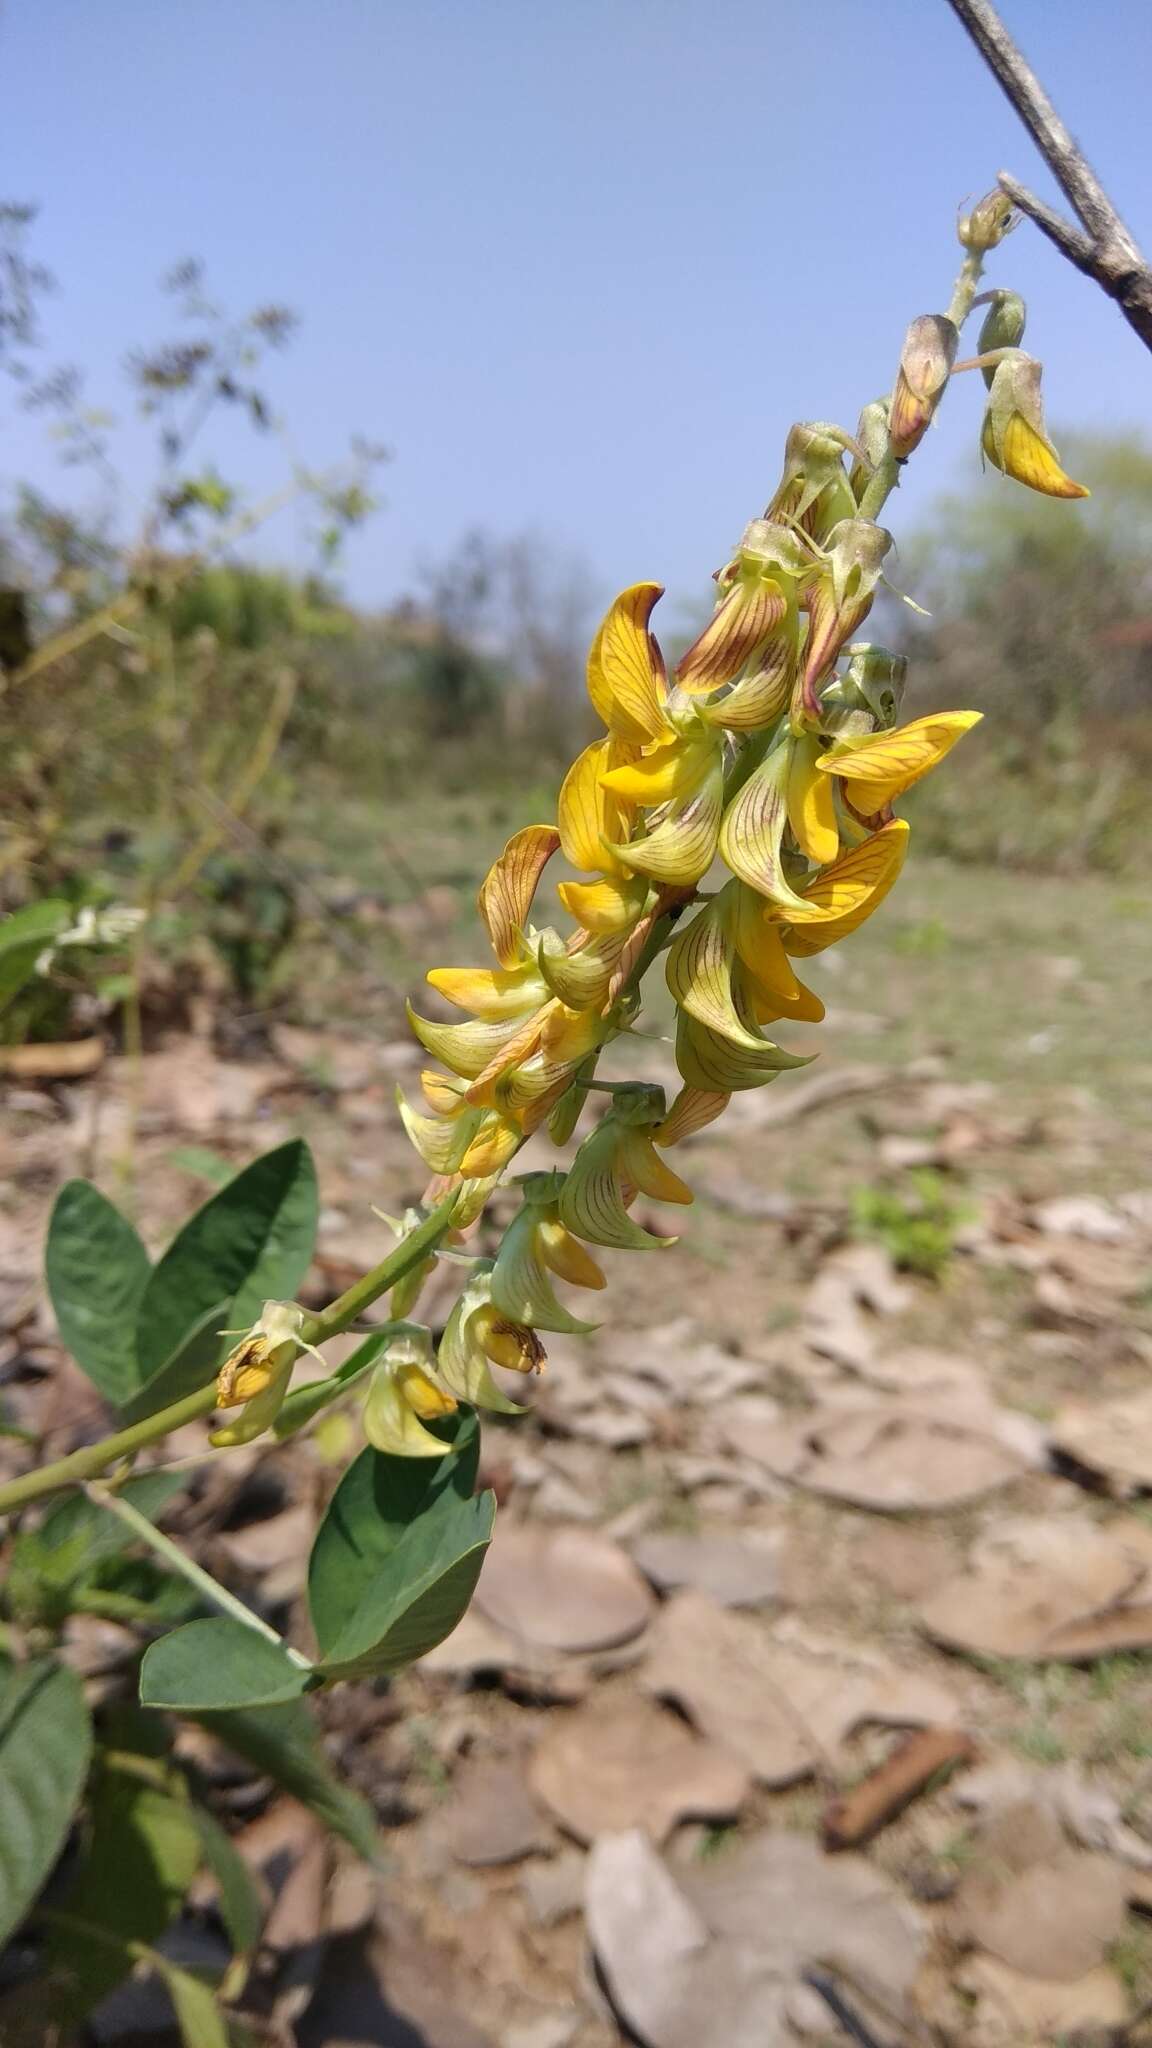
{"left": 477, "top": 824, "right": 561, "bottom": 967}
{"left": 817, "top": 710, "right": 982, "bottom": 810}
{"left": 587, "top": 583, "right": 669, "bottom": 743}
{"left": 558, "top": 738, "right": 638, "bottom": 877}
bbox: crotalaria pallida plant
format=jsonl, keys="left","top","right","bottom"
{"left": 0, "top": 198, "right": 1092, "bottom": 2026}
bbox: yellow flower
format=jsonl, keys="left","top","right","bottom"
{"left": 558, "top": 1084, "right": 693, "bottom": 1250}
{"left": 211, "top": 1300, "right": 325, "bottom": 1446}
{"left": 362, "top": 1327, "right": 460, "bottom": 1459}
{"left": 815, "top": 709, "right": 982, "bottom": 814}
{"left": 438, "top": 1269, "right": 545, "bottom": 1411}
{"left": 980, "top": 352, "right": 1088, "bottom": 500}
{"left": 490, "top": 1171, "right": 606, "bottom": 1334}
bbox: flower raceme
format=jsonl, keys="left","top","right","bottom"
{"left": 213, "top": 197, "right": 1089, "bottom": 1454}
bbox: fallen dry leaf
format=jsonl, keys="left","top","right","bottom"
{"left": 951, "top": 1799, "right": 1128, "bottom": 1981}
{"left": 918, "top": 1512, "right": 1152, "bottom": 1661}
{"left": 628, "top": 1530, "right": 781, "bottom": 1609}
{"left": 529, "top": 1696, "right": 750, "bottom": 1844}
{"left": 1032, "top": 1194, "right": 1136, "bottom": 1243}
{"left": 585, "top": 1827, "right": 927, "bottom": 2048}
{"left": 957, "top": 1952, "right": 1128, "bottom": 2041}
{"left": 474, "top": 1524, "right": 655, "bottom": 1653}
{"left": 449, "top": 1758, "right": 550, "bottom": 1866}
{"left": 730, "top": 1384, "right": 1038, "bottom": 1512}
{"left": 955, "top": 1756, "right": 1152, "bottom": 1871}
{"left": 642, "top": 1592, "right": 961, "bottom": 1782}
{"left": 1052, "top": 1386, "right": 1152, "bottom": 1495}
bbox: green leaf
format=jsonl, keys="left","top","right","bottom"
{"left": 192, "top": 1805, "right": 264, "bottom": 1961}
{"left": 308, "top": 1414, "right": 480, "bottom": 1654}
{"left": 0, "top": 900, "right": 69, "bottom": 1011}
{"left": 0, "top": 1658, "right": 92, "bottom": 1948}
{"left": 116, "top": 1298, "right": 230, "bottom": 1424}
{"left": 45, "top": 1181, "right": 151, "bottom": 1404}
{"left": 140, "top": 1619, "right": 313, "bottom": 1711}
{"left": 199, "top": 1699, "right": 380, "bottom": 1862}
{"left": 135, "top": 1140, "right": 318, "bottom": 1381}
{"left": 318, "top": 1488, "right": 494, "bottom": 1679}
{"left": 7, "top": 1470, "right": 187, "bottom": 1622}
{"left": 40, "top": 1744, "right": 202, "bottom": 2027}
{"left": 153, "top": 1955, "right": 230, "bottom": 2048}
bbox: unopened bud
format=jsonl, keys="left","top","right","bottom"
{"left": 766, "top": 422, "right": 858, "bottom": 543}
{"left": 826, "top": 644, "right": 908, "bottom": 731}
{"left": 958, "top": 189, "right": 1017, "bottom": 253}
{"left": 888, "top": 315, "right": 959, "bottom": 458}
{"left": 849, "top": 399, "right": 889, "bottom": 501}
{"left": 976, "top": 290, "right": 1027, "bottom": 388}
{"left": 677, "top": 522, "right": 807, "bottom": 693}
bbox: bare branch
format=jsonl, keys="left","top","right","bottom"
{"left": 944, "top": 0, "right": 1152, "bottom": 356}
{"left": 996, "top": 173, "right": 1096, "bottom": 271}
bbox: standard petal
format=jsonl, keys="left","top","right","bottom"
{"left": 651, "top": 1084, "right": 730, "bottom": 1145}
{"left": 477, "top": 824, "right": 561, "bottom": 967}
{"left": 397, "top": 1087, "right": 484, "bottom": 1173}
{"left": 676, "top": 577, "right": 788, "bottom": 693}
{"left": 558, "top": 738, "right": 638, "bottom": 876}
{"left": 665, "top": 898, "right": 767, "bottom": 1050}
{"left": 587, "top": 583, "right": 669, "bottom": 743}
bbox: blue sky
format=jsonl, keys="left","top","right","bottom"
{"left": 5, "top": 0, "right": 1152, "bottom": 614}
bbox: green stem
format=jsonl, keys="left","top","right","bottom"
{"left": 82, "top": 1481, "right": 312, "bottom": 1667}
{"left": 0, "top": 1193, "right": 462, "bottom": 1517}
{"left": 0, "top": 1384, "right": 220, "bottom": 1516}
{"left": 858, "top": 246, "right": 988, "bottom": 525}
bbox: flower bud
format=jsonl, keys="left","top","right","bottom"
{"left": 797, "top": 520, "right": 893, "bottom": 719}
{"left": 677, "top": 521, "right": 807, "bottom": 693}
{"left": 824, "top": 644, "right": 908, "bottom": 731}
{"left": 980, "top": 351, "right": 1089, "bottom": 499}
{"left": 766, "top": 423, "right": 858, "bottom": 543}
{"left": 888, "top": 315, "right": 958, "bottom": 458}
{"left": 849, "top": 400, "right": 889, "bottom": 502}
{"left": 958, "top": 189, "right": 1017, "bottom": 252}
{"left": 976, "top": 290, "right": 1027, "bottom": 388}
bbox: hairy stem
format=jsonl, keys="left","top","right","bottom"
{"left": 0, "top": 1192, "right": 462, "bottom": 1516}
{"left": 82, "top": 1481, "right": 312, "bottom": 1664}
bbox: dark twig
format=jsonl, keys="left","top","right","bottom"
{"left": 801, "top": 1970, "right": 898, "bottom": 2048}
{"left": 944, "top": 0, "right": 1152, "bottom": 353}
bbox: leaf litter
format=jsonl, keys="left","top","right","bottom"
{"left": 11, "top": 1017, "right": 1152, "bottom": 2043}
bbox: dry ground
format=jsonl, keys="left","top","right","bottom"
{"left": 2, "top": 832, "right": 1152, "bottom": 2046}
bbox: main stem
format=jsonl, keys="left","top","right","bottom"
{"left": 857, "top": 248, "right": 986, "bottom": 524}
{"left": 0, "top": 1194, "right": 461, "bottom": 1516}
